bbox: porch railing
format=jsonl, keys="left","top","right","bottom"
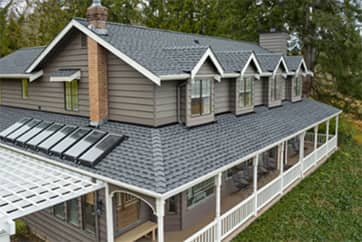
{"left": 302, "top": 152, "right": 315, "bottom": 173}
{"left": 220, "top": 195, "right": 255, "bottom": 239}
{"left": 283, "top": 163, "right": 302, "bottom": 189}
{"left": 183, "top": 134, "right": 338, "bottom": 242}
{"left": 183, "top": 220, "right": 217, "bottom": 242}
{"left": 257, "top": 176, "right": 282, "bottom": 210}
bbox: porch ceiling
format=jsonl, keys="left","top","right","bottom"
{"left": 0, "top": 145, "right": 104, "bottom": 231}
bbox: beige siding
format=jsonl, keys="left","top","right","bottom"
{"left": 254, "top": 78, "right": 264, "bottom": 106}
{"left": 196, "top": 58, "right": 218, "bottom": 75}
{"left": 215, "top": 79, "right": 230, "bottom": 114}
{"left": 24, "top": 189, "right": 107, "bottom": 242}
{"left": 107, "top": 52, "right": 156, "bottom": 126}
{"left": 0, "top": 32, "right": 89, "bottom": 116}
{"left": 259, "top": 33, "right": 288, "bottom": 55}
{"left": 155, "top": 80, "right": 180, "bottom": 126}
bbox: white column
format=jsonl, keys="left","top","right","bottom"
{"left": 215, "top": 173, "right": 222, "bottom": 241}
{"left": 299, "top": 132, "right": 305, "bottom": 177}
{"left": 326, "top": 120, "right": 330, "bottom": 151}
{"left": 156, "top": 198, "right": 165, "bottom": 242}
{"left": 314, "top": 125, "right": 319, "bottom": 165}
{"left": 335, "top": 115, "right": 339, "bottom": 146}
{"left": 0, "top": 233, "right": 10, "bottom": 242}
{"left": 105, "top": 183, "right": 114, "bottom": 242}
{"left": 280, "top": 142, "right": 285, "bottom": 194}
{"left": 253, "top": 155, "right": 258, "bottom": 215}
{"left": 0, "top": 220, "right": 15, "bottom": 242}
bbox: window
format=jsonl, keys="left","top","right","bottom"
{"left": 191, "top": 79, "right": 211, "bottom": 116}
{"left": 167, "top": 196, "right": 177, "bottom": 214}
{"left": 81, "top": 35, "right": 87, "bottom": 48}
{"left": 187, "top": 178, "right": 214, "bottom": 207}
{"left": 83, "top": 193, "right": 96, "bottom": 233}
{"left": 21, "top": 79, "right": 29, "bottom": 99}
{"left": 65, "top": 80, "right": 79, "bottom": 111}
{"left": 67, "top": 199, "right": 80, "bottom": 226}
{"left": 54, "top": 203, "right": 65, "bottom": 220}
{"left": 271, "top": 76, "right": 281, "bottom": 101}
{"left": 239, "top": 76, "right": 253, "bottom": 108}
{"left": 294, "top": 76, "right": 302, "bottom": 97}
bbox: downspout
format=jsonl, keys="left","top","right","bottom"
{"left": 177, "top": 81, "right": 187, "bottom": 124}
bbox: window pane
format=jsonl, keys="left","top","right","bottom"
{"left": 239, "top": 78, "right": 245, "bottom": 92}
{"left": 65, "top": 82, "right": 72, "bottom": 111}
{"left": 71, "top": 80, "right": 79, "bottom": 111}
{"left": 168, "top": 196, "right": 177, "bottom": 213}
{"left": 191, "top": 98, "right": 201, "bottom": 115}
{"left": 239, "top": 93, "right": 245, "bottom": 108}
{"left": 201, "top": 96, "right": 211, "bottom": 114}
{"left": 83, "top": 193, "right": 96, "bottom": 233}
{"left": 191, "top": 80, "right": 201, "bottom": 98}
{"left": 201, "top": 80, "right": 210, "bottom": 97}
{"left": 67, "top": 199, "right": 79, "bottom": 226}
{"left": 187, "top": 178, "right": 214, "bottom": 207}
{"left": 54, "top": 203, "right": 65, "bottom": 220}
{"left": 21, "top": 79, "right": 29, "bottom": 99}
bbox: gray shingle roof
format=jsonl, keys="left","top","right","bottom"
{"left": 0, "top": 46, "right": 45, "bottom": 74}
{"left": 255, "top": 53, "right": 283, "bottom": 72}
{"left": 74, "top": 18, "right": 271, "bottom": 75}
{"left": 0, "top": 99, "right": 340, "bottom": 194}
{"left": 215, "top": 51, "right": 253, "bottom": 73}
{"left": 285, "top": 56, "right": 303, "bottom": 72}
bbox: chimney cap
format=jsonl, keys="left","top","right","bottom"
{"left": 91, "top": 0, "right": 102, "bottom": 7}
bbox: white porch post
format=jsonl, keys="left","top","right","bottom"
{"left": 314, "top": 125, "right": 319, "bottom": 165}
{"left": 279, "top": 142, "right": 285, "bottom": 194}
{"left": 156, "top": 198, "right": 165, "bottom": 242}
{"left": 105, "top": 183, "right": 114, "bottom": 242}
{"left": 253, "top": 155, "right": 258, "bottom": 215}
{"left": 300, "top": 132, "right": 305, "bottom": 177}
{"left": 0, "top": 220, "right": 15, "bottom": 242}
{"left": 326, "top": 120, "right": 330, "bottom": 151}
{"left": 215, "top": 173, "right": 222, "bottom": 241}
{"left": 335, "top": 115, "right": 339, "bottom": 146}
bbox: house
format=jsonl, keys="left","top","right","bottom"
{"left": 0, "top": 1, "right": 341, "bottom": 242}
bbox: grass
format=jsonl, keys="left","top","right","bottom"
{"left": 233, "top": 115, "right": 362, "bottom": 242}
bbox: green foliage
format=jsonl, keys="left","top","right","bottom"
{"left": 233, "top": 116, "right": 362, "bottom": 242}
{"left": 15, "top": 219, "right": 29, "bottom": 236}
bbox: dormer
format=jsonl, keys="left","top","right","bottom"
{"left": 285, "top": 56, "right": 309, "bottom": 102}
{"left": 256, "top": 53, "right": 288, "bottom": 108}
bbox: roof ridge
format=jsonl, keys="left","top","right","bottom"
{"left": 151, "top": 129, "right": 167, "bottom": 192}
{"left": 216, "top": 50, "right": 252, "bottom": 54}
{"left": 73, "top": 17, "right": 262, "bottom": 47}
{"left": 162, "top": 45, "right": 209, "bottom": 50}
{"left": 256, "top": 53, "right": 283, "bottom": 56}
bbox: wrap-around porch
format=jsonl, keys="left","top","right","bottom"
{"left": 103, "top": 115, "right": 339, "bottom": 242}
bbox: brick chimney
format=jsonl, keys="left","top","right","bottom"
{"left": 87, "top": 0, "right": 108, "bottom": 35}
{"left": 87, "top": 0, "right": 108, "bottom": 126}
{"left": 259, "top": 29, "right": 289, "bottom": 55}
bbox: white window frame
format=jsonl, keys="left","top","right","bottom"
{"left": 191, "top": 79, "right": 212, "bottom": 116}
{"left": 239, "top": 76, "right": 254, "bottom": 108}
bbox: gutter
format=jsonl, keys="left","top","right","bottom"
{"left": 0, "top": 70, "right": 43, "bottom": 82}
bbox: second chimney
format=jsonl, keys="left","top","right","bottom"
{"left": 87, "top": 0, "right": 108, "bottom": 35}
{"left": 87, "top": 0, "right": 109, "bottom": 126}
{"left": 259, "top": 29, "right": 289, "bottom": 55}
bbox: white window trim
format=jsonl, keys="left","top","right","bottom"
{"left": 50, "top": 70, "right": 81, "bottom": 82}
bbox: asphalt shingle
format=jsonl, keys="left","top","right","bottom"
{"left": 0, "top": 46, "right": 45, "bottom": 74}
{"left": 0, "top": 99, "right": 340, "bottom": 194}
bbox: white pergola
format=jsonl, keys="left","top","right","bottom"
{"left": 0, "top": 145, "right": 104, "bottom": 242}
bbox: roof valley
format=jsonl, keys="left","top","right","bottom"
{"left": 151, "top": 129, "right": 167, "bottom": 192}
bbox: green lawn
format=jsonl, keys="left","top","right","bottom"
{"left": 233, "top": 117, "right": 362, "bottom": 242}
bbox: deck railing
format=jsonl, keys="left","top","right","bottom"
{"left": 283, "top": 163, "right": 302, "bottom": 189}
{"left": 257, "top": 176, "right": 282, "bottom": 210}
{"left": 183, "top": 134, "right": 338, "bottom": 242}
{"left": 183, "top": 220, "right": 217, "bottom": 242}
{"left": 220, "top": 195, "right": 255, "bottom": 239}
